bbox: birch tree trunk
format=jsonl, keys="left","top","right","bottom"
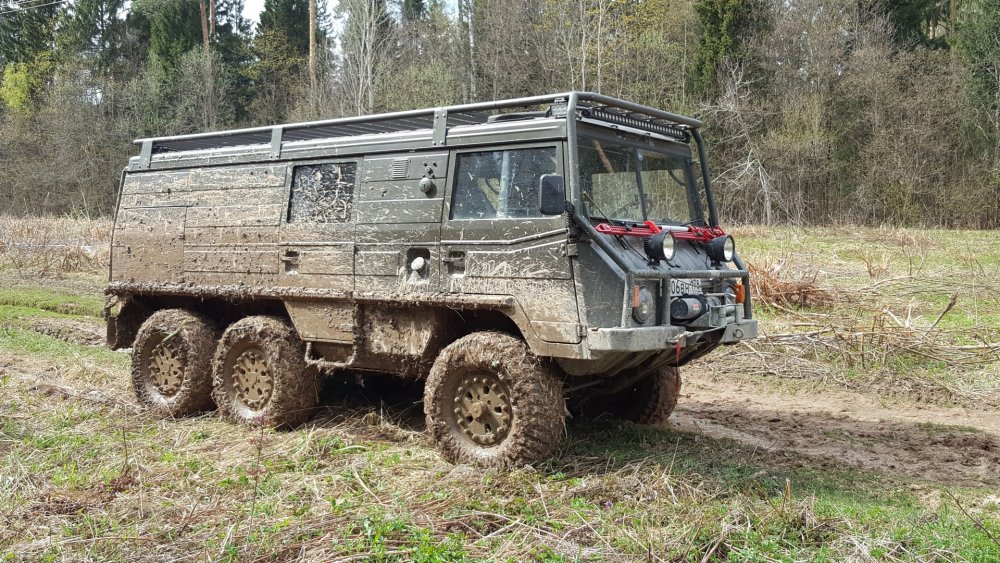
{"left": 309, "top": 0, "right": 317, "bottom": 92}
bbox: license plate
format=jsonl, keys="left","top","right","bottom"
{"left": 669, "top": 279, "right": 703, "bottom": 295}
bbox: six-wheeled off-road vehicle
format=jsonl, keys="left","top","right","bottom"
{"left": 106, "top": 92, "right": 757, "bottom": 467}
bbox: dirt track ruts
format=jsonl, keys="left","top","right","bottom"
{"left": 8, "top": 315, "right": 1000, "bottom": 485}
{"left": 672, "top": 374, "right": 1000, "bottom": 485}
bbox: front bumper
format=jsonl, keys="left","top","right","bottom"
{"left": 587, "top": 319, "right": 758, "bottom": 352}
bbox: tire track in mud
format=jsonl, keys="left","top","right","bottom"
{"left": 10, "top": 314, "right": 1000, "bottom": 485}
{"left": 671, "top": 376, "right": 1000, "bottom": 485}
{"left": 27, "top": 318, "right": 104, "bottom": 346}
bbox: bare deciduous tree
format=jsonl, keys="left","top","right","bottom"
{"left": 338, "top": 0, "right": 394, "bottom": 115}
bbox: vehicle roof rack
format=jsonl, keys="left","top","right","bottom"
{"left": 134, "top": 92, "right": 702, "bottom": 155}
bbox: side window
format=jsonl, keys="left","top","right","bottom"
{"left": 288, "top": 162, "right": 356, "bottom": 223}
{"left": 451, "top": 147, "right": 557, "bottom": 219}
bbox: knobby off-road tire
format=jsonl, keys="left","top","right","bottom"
{"left": 424, "top": 331, "right": 565, "bottom": 468}
{"left": 212, "top": 316, "right": 319, "bottom": 428}
{"left": 611, "top": 366, "right": 682, "bottom": 425}
{"left": 132, "top": 309, "right": 218, "bottom": 417}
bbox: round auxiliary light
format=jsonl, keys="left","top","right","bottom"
{"left": 633, "top": 287, "right": 654, "bottom": 324}
{"left": 644, "top": 231, "right": 676, "bottom": 262}
{"left": 707, "top": 235, "right": 735, "bottom": 263}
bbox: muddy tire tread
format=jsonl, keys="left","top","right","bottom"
{"left": 424, "top": 331, "right": 564, "bottom": 468}
{"left": 629, "top": 366, "right": 682, "bottom": 425}
{"left": 212, "top": 315, "right": 318, "bottom": 428}
{"left": 131, "top": 308, "right": 218, "bottom": 417}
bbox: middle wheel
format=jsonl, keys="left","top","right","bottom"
{"left": 212, "top": 315, "right": 319, "bottom": 428}
{"left": 424, "top": 331, "right": 565, "bottom": 468}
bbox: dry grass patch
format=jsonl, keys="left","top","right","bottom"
{"left": 746, "top": 257, "right": 835, "bottom": 309}
{"left": 732, "top": 226, "right": 1000, "bottom": 404}
{"left": 0, "top": 215, "right": 111, "bottom": 276}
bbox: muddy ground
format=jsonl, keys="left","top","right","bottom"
{"left": 671, "top": 375, "right": 1000, "bottom": 486}
{"left": 27, "top": 317, "right": 105, "bottom": 346}
{"left": 20, "top": 314, "right": 1000, "bottom": 489}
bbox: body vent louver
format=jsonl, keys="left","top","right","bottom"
{"left": 391, "top": 158, "right": 409, "bottom": 180}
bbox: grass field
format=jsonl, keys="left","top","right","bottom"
{"left": 1, "top": 217, "right": 998, "bottom": 561}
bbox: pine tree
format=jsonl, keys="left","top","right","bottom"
{"left": 955, "top": 0, "right": 1000, "bottom": 152}
{"left": 692, "top": 0, "right": 760, "bottom": 98}
{"left": 58, "top": 0, "right": 128, "bottom": 73}
{"left": 0, "top": 1, "right": 58, "bottom": 66}
{"left": 882, "top": 0, "right": 948, "bottom": 45}
{"left": 258, "top": 0, "right": 312, "bottom": 56}
{"left": 133, "top": 0, "right": 203, "bottom": 71}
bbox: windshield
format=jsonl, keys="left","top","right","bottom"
{"left": 578, "top": 136, "right": 703, "bottom": 226}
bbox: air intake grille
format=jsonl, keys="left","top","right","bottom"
{"left": 390, "top": 158, "right": 409, "bottom": 180}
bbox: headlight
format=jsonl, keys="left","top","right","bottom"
{"left": 644, "top": 232, "right": 675, "bottom": 262}
{"left": 707, "top": 235, "right": 735, "bottom": 263}
{"left": 632, "top": 286, "right": 654, "bottom": 324}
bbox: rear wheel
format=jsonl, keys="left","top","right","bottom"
{"left": 424, "top": 332, "right": 564, "bottom": 468}
{"left": 212, "top": 316, "right": 318, "bottom": 428}
{"left": 132, "top": 309, "right": 218, "bottom": 416}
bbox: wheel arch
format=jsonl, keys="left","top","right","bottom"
{"left": 106, "top": 293, "right": 291, "bottom": 350}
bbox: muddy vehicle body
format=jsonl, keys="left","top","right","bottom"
{"left": 107, "top": 92, "right": 757, "bottom": 467}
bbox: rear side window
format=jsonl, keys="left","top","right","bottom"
{"left": 451, "top": 147, "right": 557, "bottom": 219}
{"left": 288, "top": 162, "right": 356, "bottom": 223}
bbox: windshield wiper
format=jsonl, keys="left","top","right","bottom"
{"left": 583, "top": 192, "right": 622, "bottom": 226}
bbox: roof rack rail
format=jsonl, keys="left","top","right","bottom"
{"left": 134, "top": 92, "right": 702, "bottom": 156}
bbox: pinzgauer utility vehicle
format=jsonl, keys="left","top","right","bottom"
{"left": 107, "top": 92, "right": 757, "bottom": 468}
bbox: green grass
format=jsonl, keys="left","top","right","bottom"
{"left": 917, "top": 421, "right": 984, "bottom": 434}
{"left": 0, "top": 225, "right": 998, "bottom": 560}
{"left": 2, "top": 392, "right": 997, "bottom": 561}
{"left": 0, "top": 286, "right": 103, "bottom": 318}
{"left": 0, "top": 326, "right": 126, "bottom": 369}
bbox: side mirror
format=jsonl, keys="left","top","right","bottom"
{"left": 539, "top": 174, "right": 566, "bottom": 215}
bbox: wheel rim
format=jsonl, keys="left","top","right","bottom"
{"left": 231, "top": 345, "right": 274, "bottom": 411}
{"left": 452, "top": 372, "right": 513, "bottom": 446}
{"left": 149, "top": 336, "right": 185, "bottom": 397}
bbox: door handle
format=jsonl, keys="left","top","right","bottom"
{"left": 280, "top": 251, "right": 300, "bottom": 274}
{"left": 444, "top": 251, "right": 465, "bottom": 274}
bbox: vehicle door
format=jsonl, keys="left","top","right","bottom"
{"left": 278, "top": 159, "right": 358, "bottom": 292}
{"left": 440, "top": 143, "right": 581, "bottom": 344}
{"left": 354, "top": 152, "right": 449, "bottom": 294}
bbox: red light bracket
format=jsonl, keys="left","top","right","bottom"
{"left": 672, "top": 225, "right": 727, "bottom": 243}
{"left": 594, "top": 221, "right": 726, "bottom": 241}
{"left": 594, "top": 221, "right": 661, "bottom": 237}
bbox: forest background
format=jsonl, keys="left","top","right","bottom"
{"left": 0, "top": 0, "right": 998, "bottom": 227}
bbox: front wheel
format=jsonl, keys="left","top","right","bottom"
{"left": 212, "top": 316, "right": 318, "bottom": 428}
{"left": 423, "top": 332, "right": 565, "bottom": 468}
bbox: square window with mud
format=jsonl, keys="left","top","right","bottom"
{"left": 288, "top": 162, "right": 357, "bottom": 223}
